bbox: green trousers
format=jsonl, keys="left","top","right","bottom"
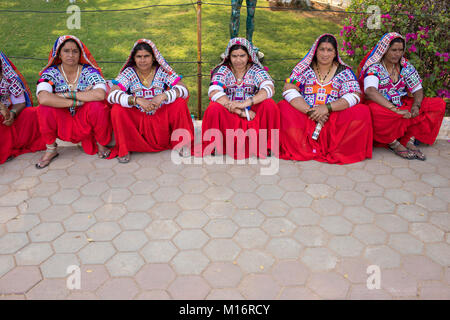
{"left": 230, "top": 0, "right": 257, "bottom": 43}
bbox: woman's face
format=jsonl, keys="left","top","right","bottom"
{"left": 59, "top": 41, "right": 80, "bottom": 66}
{"left": 229, "top": 48, "right": 249, "bottom": 70}
{"left": 384, "top": 42, "right": 404, "bottom": 65}
{"left": 134, "top": 49, "right": 154, "bottom": 72}
{"left": 315, "top": 42, "right": 336, "bottom": 66}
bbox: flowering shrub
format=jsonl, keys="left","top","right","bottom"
{"left": 340, "top": 0, "right": 449, "bottom": 103}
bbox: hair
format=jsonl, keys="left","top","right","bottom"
{"left": 130, "top": 42, "right": 158, "bottom": 67}
{"left": 313, "top": 35, "right": 339, "bottom": 64}
{"left": 58, "top": 39, "right": 82, "bottom": 58}
{"left": 389, "top": 37, "right": 406, "bottom": 50}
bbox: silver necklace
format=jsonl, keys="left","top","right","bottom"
{"left": 61, "top": 64, "right": 81, "bottom": 91}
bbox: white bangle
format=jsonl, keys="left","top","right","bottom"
{"left": 165, "top": 89, "right": 177, "bottom": 104}
{"left": 174, "top": 85, "right": 188, "bottom": 99}
{"left": 211, "top": 91, "right": 226, "bottom": 102}
{"left": 262, "top": 86, "right": 273, "bottom": 99}
{"left": 283, "top": 89, "right": 301, "bottom": 103}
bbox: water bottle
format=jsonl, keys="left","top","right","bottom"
{"left": 312, "top": 122, "right": 322, "bottom": 140}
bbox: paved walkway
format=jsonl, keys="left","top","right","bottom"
{"left": 0, "top": 138, "right": 449, "bottom": 300}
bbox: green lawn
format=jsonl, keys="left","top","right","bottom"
{"left": 0, "top": 0, "right": 343, "bottom": 118}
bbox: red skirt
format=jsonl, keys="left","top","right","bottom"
{"left": 279, "top": 100, "right": 373, "bottom": 164}
{"left": 365, "top": 97, "right": 445, "bottom": 146}
{"left": 0, "top": 107, "right": 46, "bottom": 164}
{"left": 37, "top": 101, "right": 112, "bottom": 155}
{"left": 109, "top": 98, "right": 194, "bottom": 158}
{"left": 200, "top": 99, "right": 280, "bottom": 159}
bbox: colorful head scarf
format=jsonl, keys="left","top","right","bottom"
{"left": 39, "top": 35, "right": 102, "bottom": 77}
{"left": 212, "top": 37, "right": 264, "bottom": 77}
{"left": 0, "top": 51, "right": 33, "bottom": 107}
{"left": 290, "top": 33, "right": 351, "bottom": 76}
{"left": 358, "top": 32, "right": 407, "bottom": 80}
{"left": 119, "top": 39, "right": 181, "bottom": 84}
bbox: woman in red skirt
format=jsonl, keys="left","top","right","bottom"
{"left": 0, "top": 52, "right": 45, "bottom": 164}
{"left": 279, "top": 34, "right": 372, "bottom": 164}
{"left": 202, "top": 37, "right": 279, "bottom": 159}
{"left": 107, "top": 39, "right": 193, "bottom": 163}
{"left": 35, "top": 35, "right": 112, "bottom": 168}
{"left": 359, "top": 32, "right": 445, "bottom": 160}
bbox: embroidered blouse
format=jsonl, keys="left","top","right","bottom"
{"left": 114, "top": 66, "right": 180, "bottom": 114}
{"left": 286, "top": 65, "right": 361, "bottom": 107}
{"left": 210, "top": 64, "right": 273, "bottom": 101}
{"left": 0, "top": 76, "right": 25, "bottom": 108}
{"left": 363, "top": 61, "right": 422, "bottom": 107}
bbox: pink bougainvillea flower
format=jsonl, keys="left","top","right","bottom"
{"left": 408, "top": 44, "right": 417, "bottom": 53}
{"left": 346, "top": 49, "right": 355, "bottom": 56}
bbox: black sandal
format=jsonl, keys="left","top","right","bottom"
{"left": 388, "top": 141, "right": 415, "bottom": 160}
{"left": 117, "top": 153, "right": 130, "bottom": 163}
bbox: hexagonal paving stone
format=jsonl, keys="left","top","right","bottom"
{"left": 125, "top": 195, "right": 155, "bottom": 211}
{"left": 78, "top": 242, "right": 116, "bottom": 264}
{"left": 402, "top": 255, "right": 443, "bottom": 281}
{"left": 58, "top": 175, "right": 89, "bottom": 189}
{"left": 145, "top": 220, "right": 180, "bottom": 240}
{"left": 342, "top": 206, "right": 374, "bottom": 224}
{"left": 281, "top": 191, "right": 313, "bottom": 208}
{"left": 19, "top": 197, "right": 51, "bottom": 214}
{"left": 278, "top": 286, "right": 321, "bottom": 300}
{"left": 86, "top": 222, "right": 121, "bottom": 241}
{"left": 175, "top": 211, "right": 209, "bottom": 229}
{"left": 133, "top": 167, "right": 162, "bottom": 180}
{"left": 364, "top": 245, "right": 401, "bottom": 269}
{"left": 152, "top": 187, "right": 182, "bottom": 202}
{"left": 0, "top": 255, "right": 15, "bottom": 278}
{"left": 0, "top": 207, "right": 18, "bottom": 224}
{"left": 353, "top": 224, "right": 388, "bottom": 245}
{"left": 434, "top": 187, "right": 450, "bottom": 202}
{"left": 150, "top": 202, "right": 181, "bottom": 220}
{"left": 101, "top": 188, "right": 132, "bottom": 204}
{"left": 106, "top": 252, "right": 145, "bottom": 277}
{"left": 26, "top": 278, "right": 70, "bottom": 300}
{"left": 239, "top": 274, "right": 281, "bottom": 300}
{"left": 374, "top": 175, "right": 403, "bottom": 189}
{"left": 347, "top": 169, "right": 374, "bottom": 182}
{"left": 328, "top": 236, "right": 364, "bottom": 257}
{"left": 0, "top": 233, "right": 29, "bottom": 254}
{"left": 388, "top": 233, "right": 424, "bottom": 255}
{"left": 72, "top": 196, "right": 104, "bottom": 213}
{"left": 294, "top": 226, "right": 329, "bottom": 247}
{"left": 365, "top": 197, "right": 396, "bottom": 214}
{"left": 12, "top": 176, "right": 40, "bottom": 190}
{"left": 410, "top": 223, "right": 445, "bottom": 243}
{"left": 119, "top": 212, "right": 152, "bottom": 230}
{"left": 308, "top": 272, "right": 350, "bottom": 299}
{"left": 320, "top": 216, "right": 353, "bottom": 235}
{"left": 326, "top": 176, "right": 355, "bottom": 191}
{"left": 262, "top": 217, "right": 296, "bottom": 237}
{"left": 311, "top": 198, "right": 343, "bottom": 216}
{"left": 204, "top": 219, "right": 238, "bottom": 238}
{"left": 156, "top": 173, "right": 183, "bottom": 187}
{"left": 204, "top": 186, "right": 234, "bottom": 201}
{"left": 28, "top": 222, "right": 64, "bottom": 242}
{"left": 107, "top": 174, "right": 136, "bottom": 188}
{"left": 173, "top": 229, "right": 209, "bottom": 250}
{"left": 258, "top": 200, "right": 290, "bottom": 217}
{"left": 15, "top": 243, "right": 53, "bottom": 266}
{"left": 266, "top": 238, "right": 302, "bottom": 259}
{"left": 63, "top": 213, "right": 96, "bottom": 231}
{"left": 6, "top": 215, "right": 40, "bottom": 233}
{"left": 278, "top": 178, "right": 307, "bottom": 192}
{"left": 0, "top": 266, "right": 42, "bottom": 294}
{"left": 135, "top": 264, "right": 176, "bottom": 290}
{"left": 287, "top": 207, "right": 320, "bottom": 226}
{"left": 272, "top": 260, "right": 309, "bottom": 286}
{"left": 140, "top": 240, "right": 178, "bottom": 263}
{"left": 203, "top": 262, "right": 242, "bottom": 288}
{"left": 204, "top": 201, "right": 236, "bottom": 219}
{"left": 301, "top": 248, "right": 338, "bottom": 272}
{"left": 0, "top": 191, "right": 28, "bottom": 206}
{"left": 204, "top": 239, "right": 241, "bottom": 262}
{"left": 97, "top": 278, "right": 139, "bottom": 300}
{"left": 425, "top": 243, "right": 450, "bottom": 266}
{"left": 233, "top": 228, "right": 269, "bottom": 249}
{"left": 171, "top": 250, "right": 210, "bottom": 275}
{"left": 237, "top": 249, "right": 275, "bottom": 273}
{"left": 179, "top": 179, "right": 209, "bottom": 194}
{"left": 40, "top": 253, "right": 79, "bottom": 278}
{"left": 128, "top": 180, "right": 159, "bottom": 195}
{"left": 94, "top": 204, "right": 127, "bottom": 221}
{"left": 334, "top": 190, "right": 365, "bottom": 206}
{"left": 416, "top": 195, "right": 448, "bottom": 212}
{"left": 299, "top": 170, "right": 327, "bottom": 184}
{"left": 381, "top": 269, "right": 417, "bottom": 298}
{"left": 255, "top": 185, "right": 285, "bottom": 200}
{"left": 419, "top": 281, "right": 450, "bottom": 299}
{"left": 113, "top": 230, "right": 149, "bottom": 252}
{"left": 168, "top": 276, "right": 211, "bottom": 300}
{"left": 39, "top": 170, "right": 68, "bottom": 183}
{"left": 80, "top": 181, "right": 109, "bottom": 196}
{"left": 403, "top": 181, "right": 434, "bottom": 197}
{"left": 204, "top": 172, "right": 233, "bottom": 186}
{"left": 397, "top": 204, "right": 428, "bottom": 222}
{"left": 335, "top": 257, "right": 370, "bottom": 284}
{"left": 177, "top": 194, "right": 209, "bottom": 210}
{"left": 355, "top": 182, "right": 384, "bottom": 197}
{"left": 384, "top": 189, "right": 415, "bottom": 205}
{"left": 52, "top": 232, "right": 87, "bottom": 253}
{"left": 421, "top": 173, "right": 449, "bottom": 187}
{"left": 231, "top": 193, "right": 261, "bottom": 209}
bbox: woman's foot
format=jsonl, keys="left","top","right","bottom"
{"left": 388, "top": 140, "right": 415, "bottom": 160}
{"left": 117, "top": 153, "right": 130, "bottom": 163}
{"left": 406, "top": 140, "right": 426, "bottom": 161}
{"left": 97, "top": 143, "right": 111, "bottom": 159}
{"left": 36, "top": 144, "right": 59, "bottom": 169}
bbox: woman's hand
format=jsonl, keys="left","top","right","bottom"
{"left": 136, "top": 97, "right": 157, "bottom": 113}
{"left": 151, "top": 93, "right": 168, "bottom": 108}
{"left": 396, "top": 109, "right": 412, "bottom": 119}
{"left": 229, "top": 101, "right": 245, "bottom": 114}
{"left": 411, "top": 104, "right": 420, "bottom": 118}
{"left": 308, "top": 105, "right": 329, "bottom": 122}
{"left": 0, "top": 103, "right": 13, "bottom": 125}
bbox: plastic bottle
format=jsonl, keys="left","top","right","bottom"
{"left": 312, "top": 122, "right": 322, "bottom": 140}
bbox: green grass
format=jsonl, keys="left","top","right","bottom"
{"left": 0, "top": 0, "right": 342, "bottom": 118}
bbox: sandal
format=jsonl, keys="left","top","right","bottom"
{"left": 97, "top": 144, "right": 111, "bottom": 159}
{"left": 35, "top": 144, "right": 59, "bottom": 169}
{"left": 388, "top": 140, "right": 415, "bottom": 160}
{"left": 178, "top": 147, "right": 191, "bottom": 158}
{"left": 406, "top": 139, "right": 426, "bottom": 161}
{"left": 117, "top": 153, "right": 130, "bottom": 164}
